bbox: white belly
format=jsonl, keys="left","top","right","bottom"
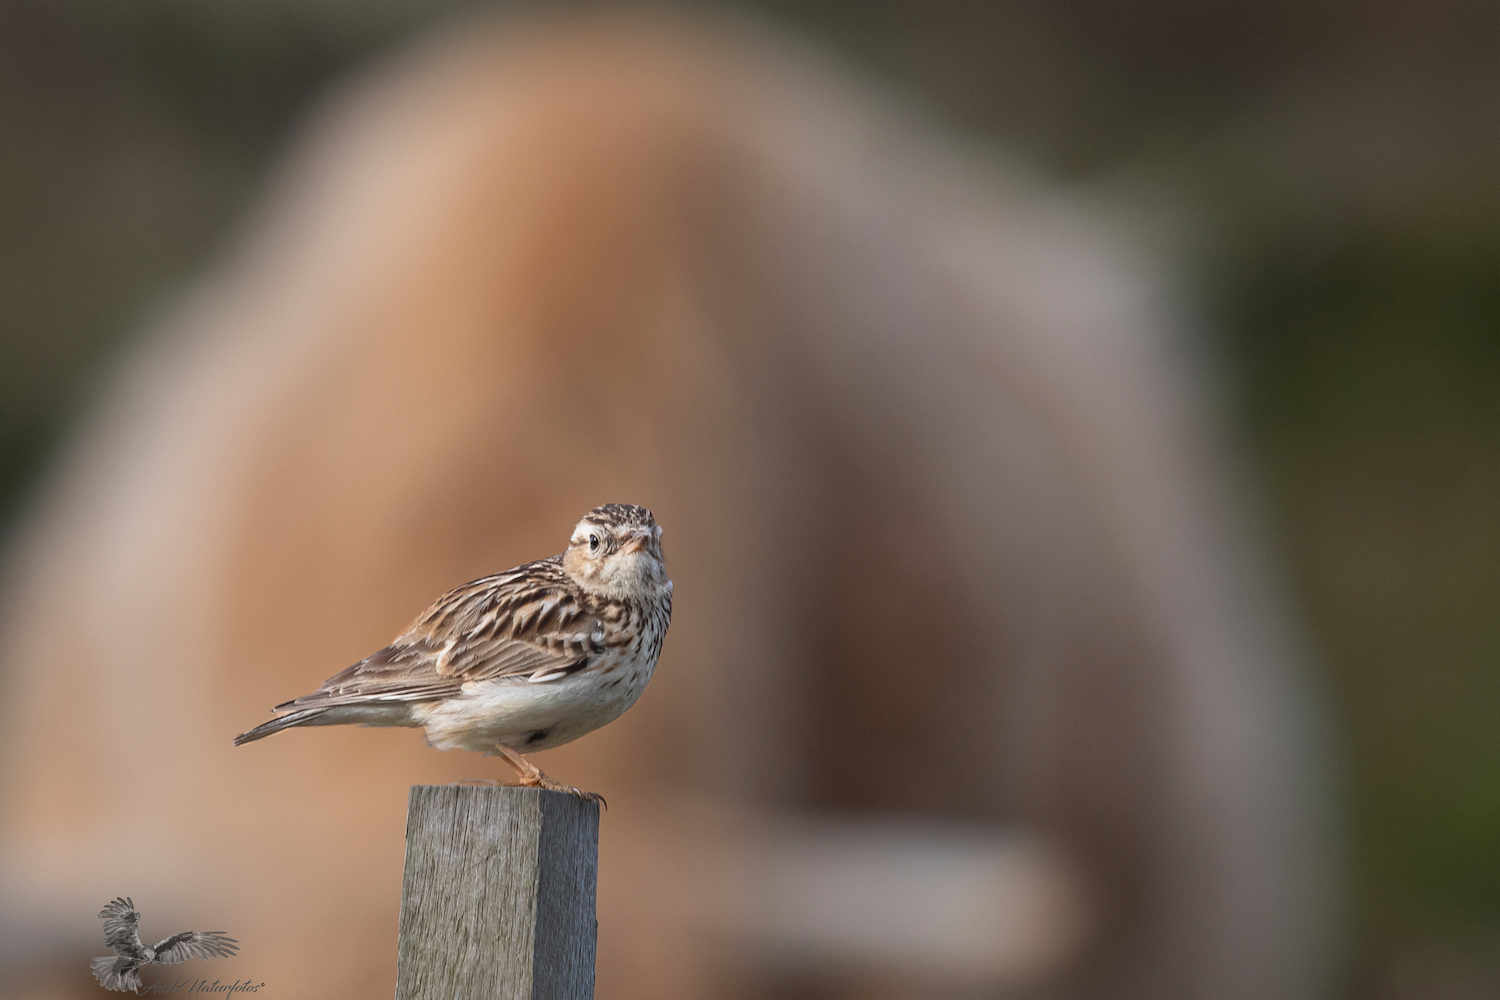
{"left": 413, "top": 658, "right": 654, "bottom": 754}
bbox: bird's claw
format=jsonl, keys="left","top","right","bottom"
{"left": 517, "top": 774, "right": 606, "bottom": 809}
{"left": 562, "top": 787, "right": 606, "bottom": 808}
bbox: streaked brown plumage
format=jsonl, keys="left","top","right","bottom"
{"left": 234, "top": 504, "right": 672, "bottom": 800}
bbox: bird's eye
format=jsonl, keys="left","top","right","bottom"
{"left": 588, "top": 534, "right": 600, "bottom": 552}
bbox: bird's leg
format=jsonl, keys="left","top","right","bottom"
{"left": 493, "top": 742, "right": 606, "bottom": 806}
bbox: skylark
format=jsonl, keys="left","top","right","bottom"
{"left": 235, "top": 504, "right": 672, "bottom": 801}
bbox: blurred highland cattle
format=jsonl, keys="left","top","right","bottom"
{"left": 0, "top": 12, "right": 1333, "bottom": 1000}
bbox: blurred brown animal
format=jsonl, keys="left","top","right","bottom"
{"left": 0, "top": 12, "right": 1335, "bottom": 1000}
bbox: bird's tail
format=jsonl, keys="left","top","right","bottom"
{"left": 233, "top": 707, "right": 330, "bottom": 746}
{"left": 92, "top": 955, "right": 139, "bottom": 992}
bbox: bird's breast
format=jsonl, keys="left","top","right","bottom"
{"left": 417, "top": 638, "right": 659, "bottom": 754}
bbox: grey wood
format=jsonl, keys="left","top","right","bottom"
{"left": 395, "top": 785, "right": 599, "bottom": 1000}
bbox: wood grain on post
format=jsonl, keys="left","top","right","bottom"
{"left": 395, "top": 785, "right": 600, "bottom": 1000}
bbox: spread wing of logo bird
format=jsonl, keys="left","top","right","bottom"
{"left": 91, "top": 897, "right": 239, "bottom": 993}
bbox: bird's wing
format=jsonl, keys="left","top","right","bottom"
{"left": 273, "top": 639, "right": 466, "bottom": 709}
{"left": 98, "top": 897, "right": 144, "bottom": 955}
{"left": 274, "top": 557, "right": 603, "bottom": 712}
{"left": 151, "top": 931, "right": 239, "bottom": 964}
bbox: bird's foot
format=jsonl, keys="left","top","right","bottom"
{"left": 515, "top": 770, "right": 607, "bottom": 807}
{"left": 491, "top": 742, "right": 605, "bottom": 806}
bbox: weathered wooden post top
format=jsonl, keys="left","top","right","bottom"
{"left": 395, "top": 785, "right": 600, "bottom": 1000}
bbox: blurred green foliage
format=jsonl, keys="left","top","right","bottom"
{"left": 0, "top": 1, "right": 1495, "bottom": 993}
{"left": 1231, "top": 227, "right": 1500, "bottom": 978}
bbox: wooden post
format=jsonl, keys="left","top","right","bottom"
{"left": 395, "top": 785, "right": 600, "bottom": 1000}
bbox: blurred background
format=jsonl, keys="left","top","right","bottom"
{"left": 0, "top": 2, "right": 1496, "bottom": 998}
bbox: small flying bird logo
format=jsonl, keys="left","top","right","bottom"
{"left": 91, "top": 897, "right": 239, "bottom": 993}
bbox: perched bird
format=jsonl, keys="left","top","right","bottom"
{"left": 91, "top": 897, "right": 239, "bottom": 993}
{"left": 235, "top": 504, "right": 672, "bottom": 801}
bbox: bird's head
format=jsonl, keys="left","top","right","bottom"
{"left": 562, "top": 504, "right": 670, "bottom": 599}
